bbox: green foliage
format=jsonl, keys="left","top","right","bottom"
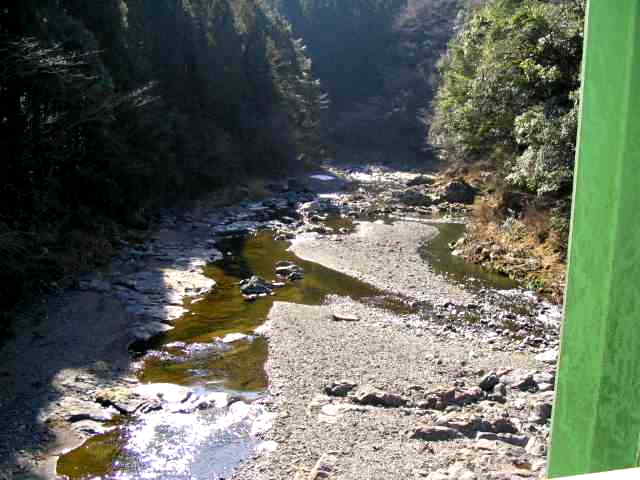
{"left": 430, "top": 0, "right": 584, "bottom": 197}
{"left": 507, "top": 93, "right": 578, "bottom": 195}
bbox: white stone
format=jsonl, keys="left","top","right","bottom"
{"left": 535, "top": 349, "right": 558, "bottom": 364}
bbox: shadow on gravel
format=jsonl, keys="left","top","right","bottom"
{"left": 0, "top": 235, "right": 187, "bottom": 478}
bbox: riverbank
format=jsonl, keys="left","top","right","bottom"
{"left": 229, "top": 166, "right": 561, "bottom": 480}
{"left": 0, "top": 164, "right": 561, "bottom": 479}
{"left": 330, "top": 162, "right": 568, "bottom": 303}
{"left": 233, "top": 297, "right": 554, "bottom": 480}
{"left": 440, "top": 168, "right": 568, "bottom": 303}
{"left": 0, "top": 182, "right": 316, "bottom": 478}
{"left": 290, "top": 220, "right": 471, "bottom": 306}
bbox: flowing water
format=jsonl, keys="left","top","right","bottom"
{"left": 57, "top": 217, "right": 521, "bottom": 479}
{"left": 57, "top": 231, "right": 412, "bottom": 479}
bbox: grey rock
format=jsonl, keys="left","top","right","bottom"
{"left": 494, "top": 382, "right": 508, "bottom": 396}
{"left": 435, "top": 413, "right": 490, "bottom": 435}
{"left": 492, "top": 418, "right": 518, "bottom": 434}
{"left": 221, "top": 333, "right": 251, "bottom": 343}
{"left": 434, "top": 412, "right": 516, "bottom": 436}
{"left": 332, "top": 312, "right": 360, "bottom": 322}
{"left": 287, "top": 270, "right": 305, "bottom": 281}
{"left": 500, "top": 371, "right": 537, "bottom": 392}
{"left": 535, "top": 349, "right": 558, "bottom": 364}
{"left": 487, "top": 393, "right": 507, "bottom": 403}
{"left": 454, "top": 387, "right": 484, "bottom": 405}
{"left": 276, "top": 262, "right": 304, "bottom": 276}
{"left": 72, "top": 420, "right": 116, "bottom": 436}
{"left": 531, "top": 391, "right": 554, "bottom": 424}
{"left": 525, "top": 436, "right": 547, "bottom": 456}
{"left": 130, "top": 321, "right": 174, "bottom": 342}
{"left": 537, "top": 382, "right": 554, "bottom": 392}
{"left": 479, "top": 372, "right": 500, "bottom": 392}
{"left": 239, "top": 276, "right": 273, "bottom": 295}
{"left": 532, "top": 371, "right": 554, "bottom": 385}
{"left": 95, "top": 387, "right": 146, "bottom": 415}
{"left": 533, "top": 402, "right": 552, "bottom": 423}
{"left": 419, "top": 387, "right": 483, "bottom": 410}
{"left": 475, "top": 432, "right": 529, "bottom": 447}
{"left": 324, "top": 381, "right": 357, "bottom": 397}
{"left": 411, "top": 425, "right": 464, "bottom": 441}
{"left": 353, "top": 386, "right": 406, "bottom": 407}
{"left": 67, "top": 408, "right": 118, "bottom": 424}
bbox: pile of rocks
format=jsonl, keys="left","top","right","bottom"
{"left": 309, "top": 365, "right": 556, "bottom": 478}
{"left": 239, "top": 276, "right": 275, "bottom": 301}
{"left": 238, "top": 263, "right": 305, "bottom": 301}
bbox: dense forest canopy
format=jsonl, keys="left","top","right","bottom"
{"left": 0, "top": 0, "right": 324, "bottom": 312}
{"left": 431, "top": 0, "right": 584, "bottom": 198}
{"left": 428, "top": 0, "right": 585, "bottom": 293}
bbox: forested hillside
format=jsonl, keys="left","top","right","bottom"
{"left": 1, "top": 0, "right": 584, "bottom": 314}
{"left": 275, "top": 0, "right": 462, "bottom": 161}
{"left": 430, "top": 0, "right": 585, "bottom": 297}
{"left": 1, "top": 1, "right": 324, "bottom": 314}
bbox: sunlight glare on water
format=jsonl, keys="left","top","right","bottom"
{"left": 113, "top": 401, "right": 274, "bottom": 480}
{"left": 309, "top": 174, "right": 336, "bottom": 181}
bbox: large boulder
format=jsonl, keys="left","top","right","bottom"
{"left": 393, "top": 187, "right": 433, "bottom": 207}
{"left": 442, "top": 179, "right": 476, "bottom": 204}
{"left": 406, "top": 175, "right": 435, "bottom": 187}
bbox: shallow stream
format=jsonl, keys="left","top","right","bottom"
{"left": 57, "top": 220, "right": 516, "bottom": 479}
{"left": 56, "top": 230, "right": 413, "bottom": 479}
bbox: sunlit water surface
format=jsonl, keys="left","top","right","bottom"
{"left": 57, "top": 217, "right": 522, "bottom": 479}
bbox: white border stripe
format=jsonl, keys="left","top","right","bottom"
{"left": 555, "top": 468, "right": 640, "bottom": 479}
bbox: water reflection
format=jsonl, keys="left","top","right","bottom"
{"left": 58, "top": 231, "right": 408, "bottom": 479}
{"left": 419, "top": 223, "right": 517, "bottom": 290}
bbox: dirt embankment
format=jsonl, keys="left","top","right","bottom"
{"left": 369, "top": 163, "right": 569, "bottom": 303}
{"left": 446, "top": 169, "right": 568, "bottom": 304}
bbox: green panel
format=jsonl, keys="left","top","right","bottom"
{"left": 548, "top": 1, "right": 640, "bottom": 477}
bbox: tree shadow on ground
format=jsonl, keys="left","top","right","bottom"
{"left": 0, "top": 217, "right": 217, "bottom": 478}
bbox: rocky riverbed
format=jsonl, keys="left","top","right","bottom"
{"left": 0, "top": 163, "right": 561, "bottom": 480}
